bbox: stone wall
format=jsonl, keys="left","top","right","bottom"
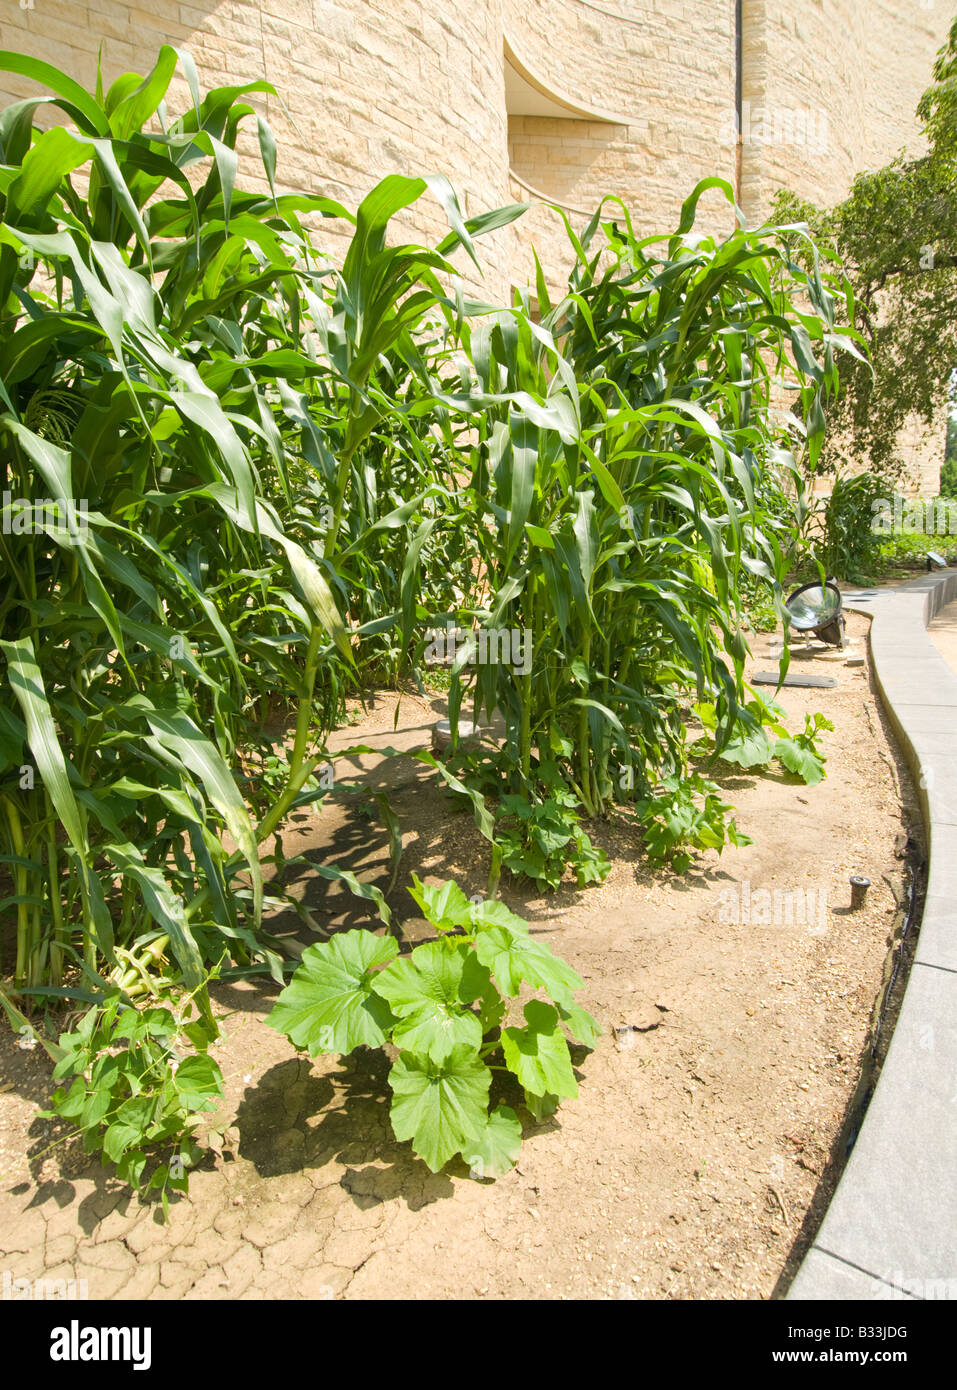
{"left": 0, "top": 0, "right": 951, "bottom": 485}
{"left": 739, "top": 0, "right": 948, "bottom": 220}
{"left": 0, "top": 0, "right": 515, "bottom": 297}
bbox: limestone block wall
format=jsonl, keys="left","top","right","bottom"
{"left": 0, "top": 0, "right": 952, "bottom": 483}
{"left": 1, "top": 1, "right": 951, "bottom": 287}
{"left": 894, "top": 406, "right": 949, "bottom": 498}
{"left": 739, "top": 0, "right": 951, "bottom": 222}
{"left": 500, "top": 0, "right": 736, "bottom": 294}
{"left": 0, "top": 0, "right": 515, "bottom": 299}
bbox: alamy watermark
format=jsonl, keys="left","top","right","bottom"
{"left": 720, "top": 102, "right": 828, "bottom": 155}
{"left": 424, "top": 625, "right": 532, "bottom": 676}
{"left": 871, "top": 1273, "right": 957, "bottom": 1300}
{"left": 1, "top": 492, "right": 90, "bottom": 537}
{"left": 871, "top": 496, "right": 957, "bottom": 536}
{"left": 717, "top": 879, "right": 828, "bottom": 934}
{"left": 2, "top": 1269, "right": 88, "bottom": 1300}
{"left": 49, "top": 1320, "right": 151, "bottom": 1370}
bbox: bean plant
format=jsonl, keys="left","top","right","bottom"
{"left": 41, "top": 992, "right": 223, "bottom": 1217}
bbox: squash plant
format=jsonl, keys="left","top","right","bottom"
{"left": 266, "top": 878, "right": 599, "bottom": 1175}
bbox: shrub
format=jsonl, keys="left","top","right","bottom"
{"left": 819, "top": 471, "right": 888, "bottom": 580}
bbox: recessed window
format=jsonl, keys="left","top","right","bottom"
{"left": 504, "top": 36, "right": 628, "bottom": 212}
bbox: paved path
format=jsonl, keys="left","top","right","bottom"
{"left": 788, "top": 572, "right": 957, "bottom": 1300}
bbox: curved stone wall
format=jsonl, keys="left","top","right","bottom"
{"left": 499, "top": 0, "right": 736, "bottom": 292}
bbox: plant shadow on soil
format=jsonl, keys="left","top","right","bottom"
{"left": 214, "top": 696, "right": 606, "bottom": 1210}
{"left": 230, "top": 1040, "right": 587, "bottom": 1214}
{"left": 259, "top": 693, "right": 652, "bottom": 943}
{"left": 0, "top": 688, "right": 596, "bottom": 1230}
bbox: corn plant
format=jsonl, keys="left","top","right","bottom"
{"left": 424, "top": 184, "right": 860, "bottom": 859}
{"left": 0, "top": 47, "right": 521, "bottom": 1004}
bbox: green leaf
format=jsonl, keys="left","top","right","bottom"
{"left": 183, "top": 1018, "right": 218, "bottom": 1050}
{"left": 435, "top": 199, "right": 527, "bottom": 260}
{"left": 502, "top": 1000, "right": 578, "bottom": 1100}
{"left": 720, "top": 725, "right": 773, "bottom": 768}
{"left": 107, "top": 46, "right": 178, "bottom": 138}
{"left": 471, "top": 923, "right": 583, "bottom": 1006}
{"left": 103, "top": 1096, "right": 155, "bottom": 1163}
{"left": 0, "top": 50, "right": 110, "bottom": 135}
{"left": 144, "top": 707, "right": 262, "bottom": 923}
{"left": 6, "top": 125, "right": 90, "bottom": 222}
{"left": 406, "top": 876, "right": 474, "bottom": 932}
{"left": 524, "top": 1090, "right": 560, "bottom": 1123}
{"left": 171, "top": 1054, "right": 223, "bottom": 1110}
{"left": 505, "top": 410, "right": 536, "bottom": 567}
{"left": 76, "top": 790, "right": 205, "bottom": 991}
{"left": 207, "top": 484, "right": 354, "bottom": 664}
{"left": 462, "top": 1104, "right": 523, "bottom": 1179}
{"left": 773, "top": 737, "right": 826, "bottom": 785}
{"left": 467, "top": 897, "right": 530, "bottom": 935}
{"left": 0, "top": 635, "right": 113, "bottom": 959}
{"left": 116, "top": 1149, "right": 147, "bottom": 1190}
{"left": 266, "top": 930, "right": 398, "bottom": 1055}
{"left": 52, "top": 1076, "right": 88, "bottom": 1121}
{"left": 370, "top": 941, "right": 488, "bottom": 1063}
{"left": 414, "top": 751, "right": 496, "bottom": 843}
{"left": 557, "top": 1001, "right": 601, "bottom": 1048}
{"left": 387, "top": 1045, "right": 491, "bottom": 1172}
{"left": 148, "top": 1162, "right": 169, "bottom": 1192}
{"left": 310, "top": 863, "right": 393, "bottom": 928}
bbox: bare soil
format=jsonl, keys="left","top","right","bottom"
{"left": 0, "top": 609, "right": 924, "bottom": 1300}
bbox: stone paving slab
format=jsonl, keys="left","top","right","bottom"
{"left": 790, "top": 962, "right": 957, "bottom": 1290}
{"left": 787, "top": 571, "right": 957, "bottom": 1300}
{"left": 788, "top": 1248, "right": 918, "bottom": 1301}
{"left": 913, "top": 894, "right": 957, "bottom": 975}
{"left": 880, "top": 703, "right": 957, "bottom": 734}
{"left": 915, "top": 756, "right": 957, "bottom": 828}
{"left": 900, "top": 727, "right": 957, "bottom": 765}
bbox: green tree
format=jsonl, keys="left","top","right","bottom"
{"left": 773, "top": 16, "right": 957, "bottom": 482}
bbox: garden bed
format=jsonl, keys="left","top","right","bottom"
{"left": 0, "top": 611, "right": 922, "bottom": 1299}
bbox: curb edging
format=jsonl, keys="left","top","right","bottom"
{"left": 786, "top": 571, "right": 957, "bottom": 1302}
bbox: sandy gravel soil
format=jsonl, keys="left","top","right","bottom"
{"left": 0, "top": 609, "right": 923, "bottom": 1299}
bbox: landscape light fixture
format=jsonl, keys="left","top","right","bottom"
{"left": 784, "top": 579, "right": 846, "bottom": 648}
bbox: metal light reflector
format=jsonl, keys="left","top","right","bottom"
{"left": 784, "top": 580, "right": 846, "bottom": 647}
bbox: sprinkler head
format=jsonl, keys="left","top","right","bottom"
{"left": 849, "top": 875, "right": 871, "bottom": 910}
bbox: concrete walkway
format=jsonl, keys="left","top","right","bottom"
{"left": 927, "top": 601, "right": 957, "bottom": 675}
{"left": 788, "top": 572, "right": 957, "bottom": 1300}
